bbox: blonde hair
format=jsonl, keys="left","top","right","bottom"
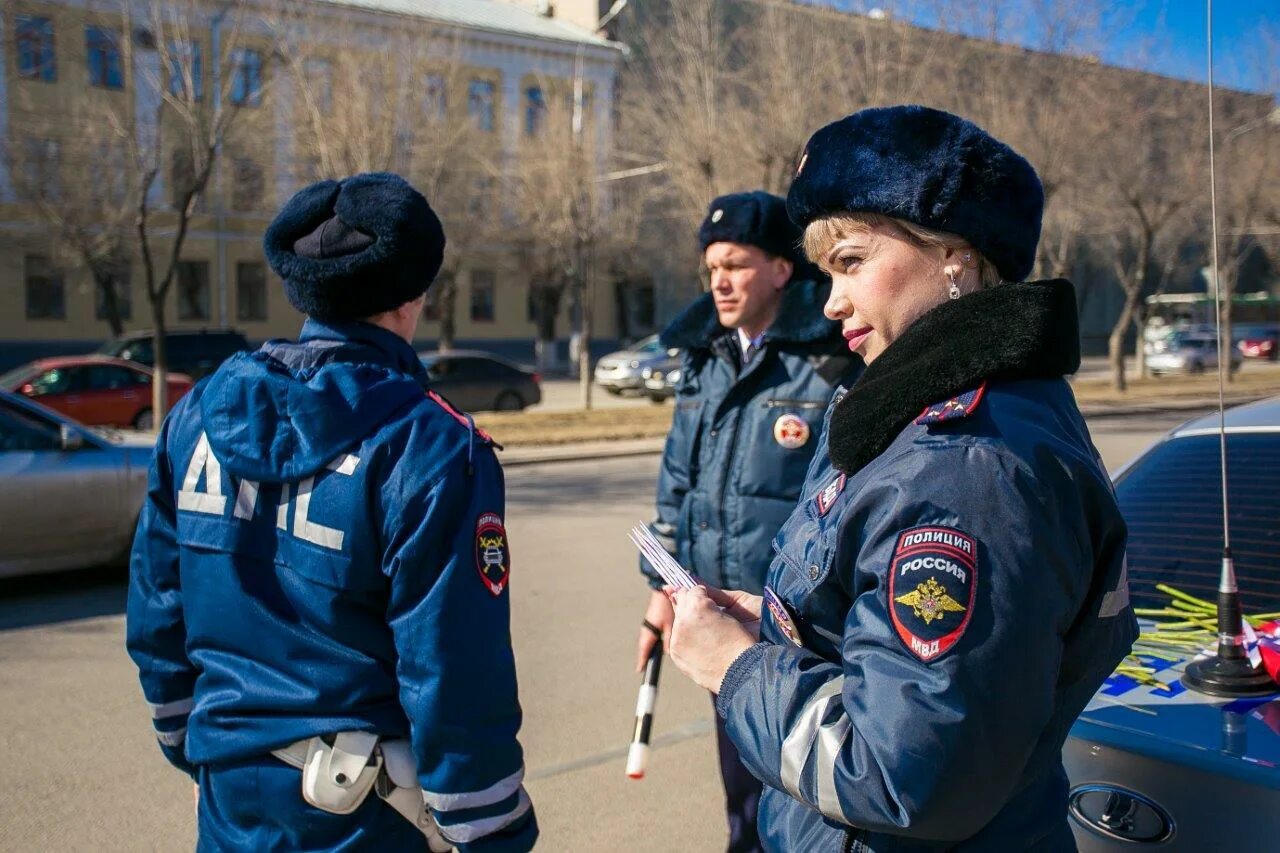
{"left": 802, "top": 212, "right": 1004, "bottom": 289}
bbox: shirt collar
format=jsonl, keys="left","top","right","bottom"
{"left": 737, "top": 327, "right": 765, "bottom": 361}
{"left": 298, "top": 317, "right": 425, "bottom": 378}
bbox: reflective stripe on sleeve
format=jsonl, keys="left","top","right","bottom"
{"left": 814, "top": 714, "right": 852, "bottom": 822}
{"left": 149, "top": 697, "right": 194, "bottom": 720}
{"left": 437, "top": 788, "right": 532, "bottom": 844}
{"left": 422, "top": 767, "right": 525, "bottom": 812}
{"left": 779, "top": 677, "right": 845, "bottom": 802}
{"left": 156, "top": 727, "right": 187, "bottom": 747}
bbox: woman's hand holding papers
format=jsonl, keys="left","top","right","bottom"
{"left": 668, "top": 586, "right": 761, "bottom": 694}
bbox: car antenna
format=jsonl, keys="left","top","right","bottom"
{"left": 1180, "top": 0, "right": 1277, "bottom": 698}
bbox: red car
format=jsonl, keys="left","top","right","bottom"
{"left": 1238, "top": 336, "right": 1278, "bottom": 361}
{"left": 0, "top": 355, "right": 193, "bottom": 429}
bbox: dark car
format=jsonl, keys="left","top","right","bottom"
{"left": 419, "top": 351, "right": 542, "bottom": 413}
{"left": 98, "top": 329, "right": 249, "bottom": 381}
{"left": 1065, "top": 396, "right": 1280, "bottom": 849}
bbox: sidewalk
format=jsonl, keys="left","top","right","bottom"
{"left": 498, "top": 389, "right": 1276, "bottom": 467}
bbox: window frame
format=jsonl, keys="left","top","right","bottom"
{"left": 167, "top": 39, "right": 203, "bottom": 101}
{"left": 235, "top": 261, "right": 268, "bottom": 322}
{"left": 176, "top": 260, "right": 211, "bottom": 321}
{"left": 468, "top": 79, "right": 496, "bottom": 133}
{"left": 229, "top": 47, "right": 264, "bottom": 107}
{"left": 85, "top": 25, "right": 124, "bottom": 89}
{"left": 24, "top": 255, "right": 65, "bottom": 320}
{"left": 469, "top": 269, "right": 496, "bottom": 323}
{"left": 15, "top": 16, "right": 57, "bottom": 82}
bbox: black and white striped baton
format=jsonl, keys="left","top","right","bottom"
{"left": 626, "top": 619, "right": 664, "bottom": 779}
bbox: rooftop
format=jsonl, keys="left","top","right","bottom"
{"left": 313, "top": 0, "right": 620, "bottom": 50}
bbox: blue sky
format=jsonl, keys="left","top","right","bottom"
{"left": 805, "top": 1, "right": 1278, "bottom": 95}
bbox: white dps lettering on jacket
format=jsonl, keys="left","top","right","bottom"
{"left": 178, "top": 431, "right": 358, "bottom": 552}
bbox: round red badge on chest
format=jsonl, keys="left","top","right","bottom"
{"left": 773, "top": 414, "right": 810, "bottom": 449}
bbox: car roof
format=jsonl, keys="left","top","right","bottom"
{"left": 1170, "top": 395, "right": 1280, "bottom": 437}
{"left": 111, "top": 328, "right": 245, "bottom": 340}
{"left": 419, "top": 349, "right": 526, "bottom": 367}
{"left": 29, "top": 354, "right": 148, "bottom": 371}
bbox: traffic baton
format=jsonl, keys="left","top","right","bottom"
{"left": 626, "top": 621, "right": 664, "bottom": 779}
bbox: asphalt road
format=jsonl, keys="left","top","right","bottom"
{"left": 0, "top": 410, "right": 1199, "bottom": 851}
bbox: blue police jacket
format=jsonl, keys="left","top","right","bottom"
{"left": 126, "top": 319, "right": 537, "bottom": 851}
{"left": 643, "top": 278, "right": 860, "bottom": 593}
{"left": 715, "top": 281, "right": 1138, "bottom": 851}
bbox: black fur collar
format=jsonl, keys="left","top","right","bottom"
{"left": 829, "top": 279, "right": 1081, "bottom": 475}
{"left": 660, "top": 277, "right": 836, "bottom": 350}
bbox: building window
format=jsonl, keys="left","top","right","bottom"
{"left": 423, "top": 74, "right": 446, "bottom": 121}
{"left": 468, "top": 80, "right": 495, "bottom": 133}
{"left": 524, "top": 86, "right": 546, "bottom": 137}
{"left": 85, "top": 26, "right": 124, "bottom": 89}
{"left": 95, "top": 265, "right": 132, "bottom": 321}
{"left": 230, "top": 48, "right": 263, "bottom": 106}
{"left": 236, "top": 262, "right": 267, "bottom": 321}
{"left": 21, "top": 137, "right": 61, "bottom": 201}
{"left": 470, "top": 270, "right": 495, "bottom": 322}
{"left": 231, "top": 159, "right": 264, "bottom": 212}
{"left": 167, "top": 40, "right": 202, "bottom": 100}
{"left": 304, "top": 58, "right": 332, "bottom": 113}
{"left": 25, "top": 256, "right": 65, "bottom": 320}
{"left": 16, "top": 16, "right": 56, "bottom": 82}
{"left": 176, "top": 261, "right": 210, "bottom": 320}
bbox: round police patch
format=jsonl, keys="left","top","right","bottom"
{"left": 475, "top": 512, "right": 511, "bottom": 596}
{"left": 888, "top": 526, "right": 977, "bottom": 662}
{"left": 773, "top": 414, "right": 810, "bottom": 449}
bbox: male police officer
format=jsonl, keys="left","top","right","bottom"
{"left": 127, "top": 173, "right": 536, "bottom": 851}
{"left": 636, "top": 191, "right": 858, "bottom": 852}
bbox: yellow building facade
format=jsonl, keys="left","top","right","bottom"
{"left": 0, "top": 0, "right": 626, "bottom": 368}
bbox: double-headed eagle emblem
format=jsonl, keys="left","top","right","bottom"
{"left": 894, "top": 577, "right": 966, "bottom": 625}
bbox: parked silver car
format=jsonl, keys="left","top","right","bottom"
{"left": 641, "top": 355, "right": 682, "bottom": 403}
{"left": 0, "top": 389, "right": 153, "bottom": 579}
{"left": 594, "top": 335, "right": 678, "bottom": 395}
{"left": 1146, "top": 330, "right": 1242, "bottom": 375}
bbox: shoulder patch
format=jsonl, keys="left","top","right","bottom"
{"left": 427, "top": 390, "right": 497, "bottom": 445}
{"left": 888, "top": 526, "right": 977, "bottom": 662}
{"left": 915, "top": 382, "right": 987, "bottom": 426}
{"left": 475, "top": 512, "right": 511, "bottom": 596}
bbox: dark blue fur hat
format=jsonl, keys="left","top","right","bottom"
{"left": 264, "top": 172, "right": 445, "bottom": 321}
{"left": 787, "top": 106, "right": 1043, "bottom": 282}
{"left": 698, "top": 191, "right": 804, "bottom": 265}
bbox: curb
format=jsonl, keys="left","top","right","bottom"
{"left": 499, "top": 439, "right": 666, "bottom": 467}
{"left": 1078, "top": 393, "right": 1273, "bottom": 418}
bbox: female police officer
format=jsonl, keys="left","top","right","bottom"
{"left": 665, "top": 106, "right": 1138, "bottom": 851}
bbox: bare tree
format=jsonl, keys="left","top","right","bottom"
{"left": 84, "top": 0, "right": 273, "bottom": 425}
{"left": 1095, "top": 81, "right": 1204, "bottom": 391}
{"left": 269, "top": 5, "right": 501, "bottom": 351}
{"left": 6, "top": 108, "right": 135, "bottom": 336}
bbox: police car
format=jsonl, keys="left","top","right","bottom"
{"left": 1064, "top": 396, "right": 1280, "bottom": 849}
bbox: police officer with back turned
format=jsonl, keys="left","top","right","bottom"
{"left": 127, "top": 172, "right": 537, "bottom": 851}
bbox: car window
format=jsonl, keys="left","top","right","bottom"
{"left": 117, "top": 339, "right": 154, "bottom": 365}
{"left": 87, "top": 364, "right": 145, "bottom": 390}
{"left": 635, "top": 337, "right": 665, "bottom": 355}
{"left": 0, "top": 403, "right": 61, "bottom": 451}
{"left": 1115, "top": 432, "right": 1280, "bottom": 613}
{"left": 452, "top": 359, "right": 492, "bottom": 381}
{"left": 28, "top": 367, "right": 79, "bottom": 396}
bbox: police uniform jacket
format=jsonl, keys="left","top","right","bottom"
{"left": 715, "top": 281, "right": 1138, "bottom": 851}
{"left": 126, "top": 319, "right": 536, "bottom": 851}
{"left": 644, "top": 278, "right": 859, "bottom": 594}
